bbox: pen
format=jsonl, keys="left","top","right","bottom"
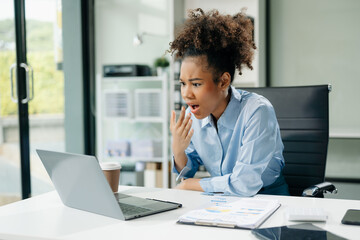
{"left": 146, "top": 198, "right": 182, "bottom": 207}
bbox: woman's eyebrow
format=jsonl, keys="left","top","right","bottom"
{"left": 189, "top": 78, "right": 203, "bottom": 81}
{"left": 179, "top": 77, "right": 203, "bottom": 82}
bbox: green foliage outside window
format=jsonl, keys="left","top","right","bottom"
{"left": 0, "top": 51, "right": 64, "bottom": 116}
{"left": 0, "top": 19, "right": 64, "bottom": 117}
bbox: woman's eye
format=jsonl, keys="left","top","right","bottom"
{"left": 179, "top": 82, "right": 185, "bottom": 86}
{"left": 193, "top": 83, "right": 201, "bottom": 87}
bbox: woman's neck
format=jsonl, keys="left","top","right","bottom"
{"left": 211, "top": 87, "right": 232, "bottom": 127}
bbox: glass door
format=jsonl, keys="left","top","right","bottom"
{"left": 0, "top": 0, "right": 64, "bottom": 205}
{"left": 0, "top": 0, "right": 21, "bottom": 206}
{"left": 25, "top": 0, "right": 64, "bottom": 196}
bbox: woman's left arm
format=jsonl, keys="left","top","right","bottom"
{"left": 175, "top": 178, "right": 203, "bottom": 191}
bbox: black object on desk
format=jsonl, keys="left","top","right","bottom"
{"left": 342, "top": 209, "right": 360, "bottom": 225}
{"left": 251, "top": 223, "right": 346, "bottom": 240}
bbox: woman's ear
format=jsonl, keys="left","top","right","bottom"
{"left": 218, "top": 72, "right": 231, "bottom": 90}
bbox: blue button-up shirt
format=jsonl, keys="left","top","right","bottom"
{"left": 172, "top": 86, "right": 285, "bottom": 196}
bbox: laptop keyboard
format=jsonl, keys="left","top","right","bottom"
{"left": 118, "top": 202, "right": 151, "bottom": 215}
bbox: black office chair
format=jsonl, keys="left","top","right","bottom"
{"left": 242, "top": 85, "right": 337, "bottom": 197}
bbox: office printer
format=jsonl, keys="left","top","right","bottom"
{"left": 103, "top": 64, "right": 152, "bottom": 77}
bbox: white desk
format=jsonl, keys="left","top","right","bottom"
{"left": 0, "top": 186, "right": 359, "bottom": 240}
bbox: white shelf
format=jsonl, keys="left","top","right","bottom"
{"left": 96, "top": 75, "right": 170, "bottom": 188}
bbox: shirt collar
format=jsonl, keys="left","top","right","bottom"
{"left": 201, "top": 115, "right": 211, "bottom": 128}
{"left": 200, "top": 86, "right": 242, "bottom": 130}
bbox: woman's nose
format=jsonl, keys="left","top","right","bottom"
{"left": 181, "top": 85, "right": 194, "bottom": 100}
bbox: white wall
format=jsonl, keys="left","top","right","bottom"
{"left": 95, "top": 0, "right": 171, "bottom": 75}
{"left": 270, "top": 0, "right": 360, "bottom": 179}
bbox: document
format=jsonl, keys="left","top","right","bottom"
{"left": 177, "top": 198, "right": 280, "bottom": 229}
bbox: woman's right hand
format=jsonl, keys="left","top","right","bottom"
{"left": 170, "top": 106, "right": 194, "bottom": 156}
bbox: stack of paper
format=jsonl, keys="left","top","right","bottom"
{"left": 178, "top": 198, "right": 280, "bottom": 229}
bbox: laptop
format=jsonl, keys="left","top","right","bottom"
{"left": 36, "top": 149, "right": 182, "bottom": 220}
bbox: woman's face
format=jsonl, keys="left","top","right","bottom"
{"left": 179, "top": 56, "right": 229, "bottom": 120}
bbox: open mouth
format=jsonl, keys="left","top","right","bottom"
{"left": 189, "top": 104, "right": 199, "bottom": 113}
{"left": 190, "top": 104, "right": 199, "bottom": 110}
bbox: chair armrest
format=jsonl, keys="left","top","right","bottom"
{"left": 302, "top": 182, "right": 338, "bottom": 197}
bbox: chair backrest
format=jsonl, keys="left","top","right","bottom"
{"left": 241, "top": 85, "right": 330, "bottom": 196}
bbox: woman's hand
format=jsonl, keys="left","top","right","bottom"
{"left": 170, "top": 106, "right": 194, "bottom": 156}
{"left": 175, "top": 178, "right": 203, "bottom": 191}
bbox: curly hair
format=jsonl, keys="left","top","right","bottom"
{"left": 169, "top": 8, "right": 256, "bottom": 82}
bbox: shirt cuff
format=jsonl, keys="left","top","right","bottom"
{"left": 200, "top": 175, "right": 233, "bottom": 194}
{"left": 172, "top": 155, "right": 194, "bottom": 182}
{"left": 199, "top": 178, "right": 213, "bottom": 193}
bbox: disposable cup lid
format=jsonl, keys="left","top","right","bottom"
{"left": 100, "top": 162, "right": 122, "bottom": 171}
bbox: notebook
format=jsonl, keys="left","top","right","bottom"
{"left": 177, "top": 198, "right": 280, "bottom": 229}
{"left": 36, "top": 149, "right": 182, "bottom": 220}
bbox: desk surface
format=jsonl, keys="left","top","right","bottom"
{"left": 0, "top": 186, "right": 359, "bottom": 240}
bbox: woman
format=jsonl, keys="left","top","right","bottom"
{"left": 169, "top": 8, "right": 289, "bottom": 196}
